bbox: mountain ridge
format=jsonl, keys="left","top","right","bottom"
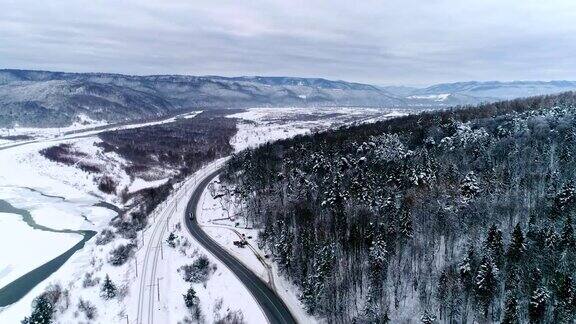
{"left": 383, "top": 79, "right": 576, "bottom": 106}
{"left": 2, "top": 68, "right": 576, "bottom": 128}
{"left": 0, "top": 69, "right": 405, "bottom": 127}
{"left": 0, "top": 69, "right": 381, "bottom": 91}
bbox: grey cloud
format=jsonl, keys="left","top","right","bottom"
{"left": 0, "top": 0, "right": 575, "bottom": 85}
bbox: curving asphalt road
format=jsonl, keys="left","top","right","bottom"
{"left": 184, "top": 169, "right": 297, "bottom": 324}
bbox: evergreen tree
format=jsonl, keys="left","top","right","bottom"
{"left": 556, "top": 274, "right": 574, "bottom": 306}
{"left": 461, "top": 171, "right": 481, "bottom": 201}
{"left": 527, "top": 213, "right": 541, "bottom": 244}
{"left": 167, "top": 232, "right": 177, "bottom": 248}
{"left": 21, "top": 295, "right": 54, "bottom": 324}
{"left": 420, "top": 311, "right": 437, "bottom": 324}
{"left": 553, "top": 274, "right": 574, "bottom": 323}
{"left": 502, "top": 293, "right": 519, "bottom": 324}
{"left": 459, "top": 245, "right": 476, "bottom": 291}
{"left": 300, "top": 277, "right": 318, "bottom": 314}
{"left": 529, "top": 287, "right": 549, "bottom": 323}
{"left": 273, "top": 220, "right": 292, "bottom": 270}
{"left": 437, "top": 269, "right": 461, "bottom": 322}
{"left": 552, "top": 183, "right": 576, "bottom": 218}
{"left": 527, "top": 268, "right": 543, "bottom": 298}
{"left": 475, "top": 256, "right": 498, "bottom": 317}
{"left": 504, "top": 264, "right": 520, "bottom": 292}
{"left": 485, "top": 225, "right": 504, "bottom": 266}
{"left": 100, "top": 274, "right": 117, "bottom": 300}
{"left": 507, "top": 224, "right": 526, "bottom": 263}
{"left": 560, "top": 215, "right": 575, "bottom": 249}
{"left": 365, "top": 234, "right": 388, "bottom": 320}
{"left": 544, "top": 227, "right": 559, "bottom": 250}
{"left": 399, "top": 208, "right": 413, "bottom": 239}
{"left": 369, "top": 234, "right": 388, "bottom": 275}
{"left": 362, "top": 308, "right": 390, "bottom": 324}
{"left": 183, "top": 286, "right": 198, "bottom": 309}
{"left": 363, "top": 300, "right": 390, "bottom": 324}
{"left": 438, "top": 270, "right": 449, "bottom": 308}
{"left": 300, "top": 243, "right": 334, "bottom": 314}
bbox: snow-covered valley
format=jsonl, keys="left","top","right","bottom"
{"left": 0, "top": 107, "right": 403, "bottom": 323}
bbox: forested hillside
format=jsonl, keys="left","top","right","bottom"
{"left": 222, "top": 92, "right": 576, "bottom": 323}
{"left": 0, "top": 69, "right": 403, "bottom": 127}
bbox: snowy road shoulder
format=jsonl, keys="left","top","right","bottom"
{"left": 196, "top": 175, "right": 319, "bottom": 324}
{"left": 128, "top": 158, "right": 267, "bottom": 323}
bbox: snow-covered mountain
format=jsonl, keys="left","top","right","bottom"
{"left": 385, "top": 80, "right": 576, "bottom": 106}
{"left": 0, "top": 69, "right": 402, "bottom": 127}
{"left": 3, "top": 69, "right": 576, "bottom": 127}
{"left": 0, "top": 79, "right": 174, "bottom": 127}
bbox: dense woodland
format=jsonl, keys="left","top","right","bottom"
{"left": 41, "top": 110, "right": 238, "bottom": 228}
{"left": 98, "top": 109, "right": 238, "bottom": 178}
{"left": 98, "top": 110, "right": 238, "bottom": 219}
{"left": 222, "top": 92, "right": 576, "bottom": 323}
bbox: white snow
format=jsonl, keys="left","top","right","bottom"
{"left": 196, "top": 176, "right": 320, "bottom": 323}
{"left": 0, "top": 116, "right": 106, "bottom": 140}
{"left": 408, "top": 93, "right": 451, "bottom": 101}
{"left": 0, "top": 214, "right": 81, "bottom": 289}
{"left": 0, "top": 110, "right": 203, "bottom": 145}
{"left": 229, "top": 107, "right": 404, "bottom": 152}
{"left": 0, "top": 138, "right": 133, "bottom": 322}
{"left": 128, "top": 177, "right": 169, "bottom": 193}
{"left": 124, "top": 157, "right": 267, "bottom": 324}
{"left": 0, "top": 152, "right": 265, "bottom": 323}
{"left": 0, "top": 138, "right": 124, "bottom": 321}
{"left": 0, "top": 106, "right": 405, "bottom": 323}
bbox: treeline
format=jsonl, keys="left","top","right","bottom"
{"left": 98, "top": 109, "right": 239, "bottom": 230}
{"left": 24, "top": 110, "right": 240, "bottom": 323}
{"left": 222, "top": 92, "right": 576, "bottom": 323}
{"left": 98, "top": 109, "right": 239, "bottom": 178}
{"left": 40, "top": 143, "right": 102, "bottom": 173}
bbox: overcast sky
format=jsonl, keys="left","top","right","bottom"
{"left": 1, "top": 0, "right": 575, "bottom": 85}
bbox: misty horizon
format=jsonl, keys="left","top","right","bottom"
{"left": 3, "top": 67, "right": 576, "bottom": 89}
{"left": 2, "top": 1, "right": 575, "bottom": 85}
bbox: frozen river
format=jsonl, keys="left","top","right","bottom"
{"left": 0, "top": 196, "right": 99, "bottom": 306}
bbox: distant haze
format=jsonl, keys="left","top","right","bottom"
{"left": 1, "top": 0, "right": 576, "bottom": 85}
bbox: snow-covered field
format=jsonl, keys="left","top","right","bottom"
{"left": 0, "top": 113, "right": 107, "bottom": 140}
{"left": 0, "top": 111, "right": 202, "bottom": 145}
{"left": 0, "top": 137, "right": 128, "bottom": 290}
{"left": 407, "top": 93, "right": 451, "bottom": 101}
{"left": 229, "top": 107, "right": 404, "bottom": 151}
{"left": 0, "top": 134, "right": 137, "bottom": 320}
{"left": 0, "top": 131, "right": 185, "bottom": 321}
{"left": 0, "top": 106, "right": 404, "bottom": 323}
{"left": 0, "top": 215, "right": 80, "bottom": 289}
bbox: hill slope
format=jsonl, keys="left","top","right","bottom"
{"left": 389, "top": 80, "right": 576, "bottom": 106}
{"left": 4, "top": 69, "right": 576, "bottom": 128}
{"left": 222, "top": 91, "right": 576, "bottom": 323}
{"left": 0, "top": 69, "right": 403, "bottom": 127}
